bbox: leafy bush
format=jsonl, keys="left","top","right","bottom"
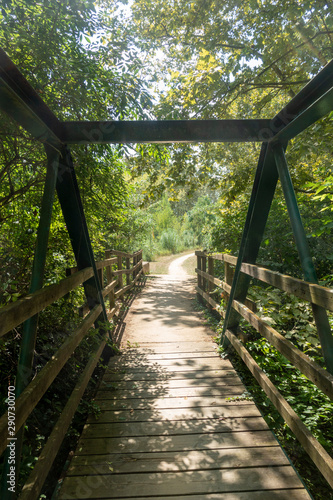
{"left": 159, "top": 229, "right": 180, "bottom": 253}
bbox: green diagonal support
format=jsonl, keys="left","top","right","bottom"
{"left": 221, "top": 142, "right": 280, "bottom": 342}
{"left": 273, "top": 143, "right": 333, "bottom": 373}
{"left": 0, "top": 146, "right": 59, "bottom": 499}
{"left": 55, "top": 146, "right": 109, "bottom": 331}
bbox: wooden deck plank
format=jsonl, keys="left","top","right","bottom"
{"left": 121, "top": 352, "right": 220, "bottom": 359}
{"left": 81, "top": 416, "right": 269, "bottom": 438}
{"left": 86, "top": 404, "right": 264, "bottom": 423}
{"left": 123, "top": 344, "right": 217, "bottom": 355}
{"left": 58, "top": 272, "right": 311, "bottom": 499}
{"left": 67, "top": 446, "right": 289, "bottom": 475}
{"left": 105, "top": 368, "right": 236, "bottom": 381}
{"left": 59, "top": 467, "right": 306, "bottom": 499}
{"left": 74, "top": 430, "right": 283, "bottom": 455}
{"left": 126, "top": 341, "right": 217, "bottom": 350}
{"left": 96, "top": 396, "right": 255, "bottom": 411}
{"left": 95, "top": 384, "right": 246, "bottom": 399}
{"left": 107, "top": 357, "right": 234, "bottom": 370}
{"left": 108, "top": 492, "right": 311, "bottom": 500}
{"left": 101, "top": 375, "right": 241, "bottom": 387}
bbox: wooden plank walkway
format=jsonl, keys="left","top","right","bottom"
{"left": 58, "top": 261, "right": 311, "bottom": 499}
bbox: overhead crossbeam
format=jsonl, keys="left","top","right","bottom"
{"left": 62, "top": 119, "right": 272, "bottom": 144}
{"left": 271, "top": 85, "right": 333, "bottom": 143}
{"left": 0, "top": 48, "right": 63, "bottom": 146}
{"left": 1, "top": 49, "right": 333, "bottom": 146}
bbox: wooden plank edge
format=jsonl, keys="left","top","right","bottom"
{"left": 196, "top": 253, "right": 333, "bottom": 311}
{"left": 232, "top": 299, "right": 333, "bottom": 400}
{"left": 0, "top": 267, "right": 94, "bottom": 338}
{"left": 196, "top": 270, "right": 256, "bottom": 311}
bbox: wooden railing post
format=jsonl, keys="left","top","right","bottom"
{"left": 133, "top": 253, "right": 137, "bottom": 281}
{"left": 117, "top": 255, "right": 123, "bottom": 293}
{"left": 202, "top": 254, "right": 207, "bottom": 292}
{"left": 126, "top": 257, "right": 131, "bottom": 286}
{"left": 138, "top": 250, "right": 143, "bottom": 276}
{"left": 197, "top": 254, "right": 201, "bottom": 289}
{"left": 224, "top": 261, "right": 234, "bottom": 287}
{"left": 105, "top": 250, "right": 115, "bottom": 311}
{"left": 208, "top": 255, "right": 214, "bottom": 294}
{"left": 196, "top": 253, "right": 203, "bottom": 303}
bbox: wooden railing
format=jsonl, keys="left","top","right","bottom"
{"left": 0, "top": 249, "right": 143, "bottom": 499}
{"left": 195, "top": 250, "right": 333, "bottom": 489}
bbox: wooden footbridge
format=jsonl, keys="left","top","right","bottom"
{"left": 57, "top": 270, "right": 312, "bottom": 499}
{"left": 0, "top": 50, "right": 333, "bottom": 499}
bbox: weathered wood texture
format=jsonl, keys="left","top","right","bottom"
{"left": 58, "top": 341, "right": 310, "bottom": 499}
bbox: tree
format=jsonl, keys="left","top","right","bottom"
{"left": 130, "top": 0, "right": 333, "bottom": 118}
{"left": 0, "top": 0, "right": 153, "bottom": 301}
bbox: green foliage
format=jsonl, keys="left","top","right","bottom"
{"left": 131, "top": 0, "right": 332, "bottom": 119}
{"left": 247, "top": 285, "right": 321, "bottom": 352}
{"left": 243, "top": 338, "right": 333, "bottom": 498}
{"left": 159, "top": 229, "right": 180, "bottom": 253}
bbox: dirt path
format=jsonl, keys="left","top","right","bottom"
{"left": 148, "top": 250, "right": 197, "bottom": 275}
{"left": 121, "top": 252, "right": 214, "bottom": 345}
{"left": 168, "top": 252, "right": 195, "bottom": 277}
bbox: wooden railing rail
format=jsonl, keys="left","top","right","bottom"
{"left": 196, "top": 250, "right": 333, "bottom": 311}
{"left": 66, "top": 250, "right": 143, "bottom": 318}
{"left": 195, "top": 250, "right": 333, "bottom": 489}
{"left": 0, "top": 267, "right": 95, "bottom": 339}
{"left": 0, "top": 248, "right": 144, "bottom": 499}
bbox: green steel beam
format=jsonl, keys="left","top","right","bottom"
{"left": 271, "top": 85, "right": 333, "bottom": 143}
{"left": 16, "top": 146, "right": 59, "bottom": 394}
{"left": 1, "top": 48, "right": 333, "bottom": 148}
{"left": 273, "top": 143, "right": 333, "bottom": 373}
{"left": 0, "top": 49, "right": 64, "bottom": 147}
{"left": 62, "top": 119, "right": 272, "bottom": 144}
{"left": 55, "top": 146, "right": 109, "bottom": 327}
{"left": 221, "top": 142, "right": 280, "bottom": 341}
{"left": 267, "top": 58, "right": 333, "bottom": 139}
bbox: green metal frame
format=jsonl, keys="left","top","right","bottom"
{"left": 1, "top": 50, "right": 333, "bottom": 362}
{"left": 1, "top": 48, "right": 333, "bottom": 497}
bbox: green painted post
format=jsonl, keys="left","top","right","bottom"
{"left": 273, "top": 143, "right": 333, "bottom": 373}
{"left": 0, "top": 145, "right": 59, "bottom": 498}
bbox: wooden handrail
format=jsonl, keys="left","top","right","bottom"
{"left": 18, "top": 333, "right": 108, "bottom": 500}
{"left": 0, "top": 304, "right": 103, "bottom": 456}
{"left": 195, "top": 251, "right": 333, "bottom": 488}
{"left": 195, "top": 251, "right": 333, "bottom": 311}
{"left": 0, "top": 247, "right": 144, "bottom": 499}
{"left": 225, "top": 328, "right": 333, "bottom": 490}
{"left": 0, "top": 267, "right": 94, "bottom": 338}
